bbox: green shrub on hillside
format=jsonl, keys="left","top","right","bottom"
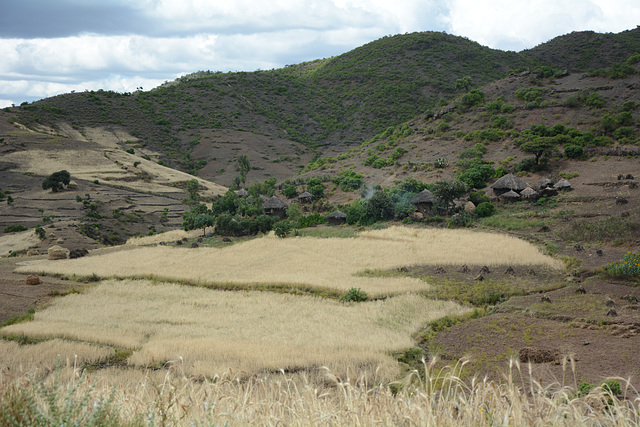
{"left": 4, "top": 225, "right": 27, "bottom": 233}
{"left": 333, "top": 170, "right": 364, "bottom": 191}
{"left": 605, "top": 251, "right": 640, "bottom": 279}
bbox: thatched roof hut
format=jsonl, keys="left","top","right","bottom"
{"left": 262, "top": 196, "right": 288, "bottom": 218}
{"left": 298, "top": 191, "right": 314, "bottom": 204}
{"left": 236, "top": 188, "right": 248, "bottom": 198}
{"left": 410, "top": 189, "right": 435, "bottom": 215}
{"left": 491, "top": 174, "right": 528, "bottom": 196}
{"left": 499, "top": 189, "right": 521, "bottom": 203}
{"left": 326, "top": 210, "right": 347, "bottom": 225}
{"left": 554, "top": 180, "right": 572, "bottom": 191}
{"left": 538, "top": 178, "right": 554, "bottom": 190}
{"left": 520, "top": 186, "right": 538, "bottom": 200}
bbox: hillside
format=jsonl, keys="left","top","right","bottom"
{"left": 8, "top": 28, "right": 640, "bottom": 178}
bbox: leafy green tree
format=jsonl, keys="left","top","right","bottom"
{"left": 520, "top": 136, "right": 557, "bottom": 164}
{"left": 236, "top": 154, "right": 251, "bottom": 185}
{"left": 273, "top": 220, "right": 292, "bottom": 238}
{"left": 42, "top": 170, "right": 71, "bottom": 192}
{"left": 433, "top": 179, "right": 468, "bottom": 213}
{"left": 366, "top": 191, "right": 395, "bottom": 221}
{"left": 455, "top": 76, "right": 476, "bottom": 92}
{"left": 194, "top": 213, "right": 215, "bottom": 236}
{"left": 282, "top": 184, "right": 298, "bottom": 198}
{"left": 461, "top": 89, "right": 485, "bottom": 107}
{"left": 184, "top": 179, "right": 200, "bottom": 206}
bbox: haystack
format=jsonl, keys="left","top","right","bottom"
{"left": 25, "top": 275, "right": 40, "bottom": 285}
{"left": 490, "top": 173, "right": 529, "bottom": 196}
{"left": 262, "top": 196, "right": 288, "bottom": 218}
{"left": 326, "top": 210, "right": 347, "bottom": 225}
{"left": 47, "top": 245, "right": 69, "bottom": 260}
{"left": 410, "top": 189, "right": 435, "bottom": 215}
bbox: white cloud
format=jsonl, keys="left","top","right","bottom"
{"left": 0, "top": 99, "right": 15, "bottom": 108}
{"left": 444, "top": 0, "right": 640, "bottom": 51}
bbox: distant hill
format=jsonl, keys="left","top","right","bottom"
{"left": 9, "top": 28, "right": 640, "bottom": 175}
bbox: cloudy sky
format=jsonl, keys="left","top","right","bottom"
{"left": 1, "top": 0, "right": 639, "bottom": 108}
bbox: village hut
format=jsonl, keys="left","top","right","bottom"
{"left": 520, "top": 186, "right": 538, "bottom": 201}
{"left": 538, "top": 178, "right": 555, "bottom": 190}
{"left": 499, "top": 189, "right": 521, "bottom": 203}
{"left": 259, "top": 195, "right": 269, "bottom": 202}
{"left": 236, "top": 188, "right": 248, "bottom": 198}
{"left": 326, "top": 210, "right": 347, "bottom": 225}
{"left": 410, "top": 189, "right": 435, "bottom": 215}
{"left": 554, "top": 180, "right": 572, "bottom": 191}
{"left": 490, "top": 173, "right": 528, "bottom": 197}
{"left": 297, "top": 191, "right": 314, "bottom": 204}
{"left": 262, "top": 196, "right": 288, "bottom": 218}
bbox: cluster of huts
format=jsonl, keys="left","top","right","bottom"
{"left": 235, "top": 173, "right": 571, "bottom": 226}
{"left": 490, "top": 173, "right": 572, "bottom": 202}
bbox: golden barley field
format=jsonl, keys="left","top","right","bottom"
{"left": 17, "top": 226, "right": 562, "bottom": 296}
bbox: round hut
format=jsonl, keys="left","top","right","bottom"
{"left": 262, "top": 196, "right": 288, "bottom": 218}
{"left": 410, "top": 189, "right": 435, "bottom": 215}
{"left": 499, "top": 189, "right": 521, "bottom": 203}
{"left": 520, "top": 186, "right": 538, "bottom": 201}
{"left": 297, "top": 191, "right": 314, "bottom": 204}
{"left": 538, "top": 178, "right": 554, "bottom": 190}
{"left": 554, "top": 180, "right": 572, "bottom": 191}
{"left": 490, "top": 173, "right": 528, "bottom": 197}
{"left": 236, "top": 188, "right": 248, "bottom": 198}
{"left": 326, "top": 210, "right": 347, "bottom": 225}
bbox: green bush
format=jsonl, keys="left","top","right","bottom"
{"left": 604, "top": 251, "right": 640, "bottom": 279}
{"left": 34, "top": 227, "right": 46, "bottom": 239}
{"left": 333, "top": 170, "right": 363, "bottom": 191}
{"left": 341, "top": 287, "right": 368, "bottom": 302}
{"left": 273, "top": 220, "right": 292, "bottom": 238}
{"left": 42, "top": 170, "right": 71, "bottom": 192}
{"left": 125, "top": 148, "right": 135, "bottom": 154}
{"left": 448, "top": 211, "right": 474, "bottom": 228}
{"left": 469, "top": 190, "right": 490, "bottom": 206}
{"left": 475, "top": 202, "right": 495, "bottom": 218}
{"left": 4, "top": 225, "right": 27, "bottom": 233}
{"left": 601, "top": 380, "right": 622, "bottom": 395}
{"left": 461, "top": 89, "right": 485, "bottom": 107}
{"left": 564, "top": 145, "right": 584, "bottom": 159}
{"left": 514, "top": 87, "right": 544, "bottom": 103}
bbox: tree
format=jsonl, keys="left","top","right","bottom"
{"left": 236, "top": 154, "right": 251, "bottom": 185}
{"left": 433, "top": 179, "right": 468, "bottom": 213}
{"left": 184, "top": 179, "right": 200, "bottom": 206}
{"left": 520, "top": 136, "right": 557, "bottom": 164}
{"left": 365, "top": 191, "right": 395, "bottom": 221}
{"left": 42, "top": 170, "right": 71, "bottom": 192}
{"left": 455, "top": 76, "right": 476, "bottom": 92}
{"left": 273, "top": 220, "right": 292, "bottom": 238}
{"left": 193, "top": 213, "right": 215, "bottom": 236}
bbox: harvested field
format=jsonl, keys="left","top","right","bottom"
{"left": 17, "top": 226, "right": 562, "bottom": 296}
{"left": 1, "top": 280, "right": 469, "bottom": 380}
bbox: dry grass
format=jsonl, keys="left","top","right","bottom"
{"left": 0, "top": 229, "right": 40, "bottom": 257}
{"left": 17, "top": 226, "right": 562, "bottom": 296}
{"left": 1, "top": 280, "right": 468, "bottom": 380}
{"left": 0, "top": 339, "right": 114, "bottom": 376}
{"left": 125, "top": 229, "right": 201, "bottom": 246}
{"left": 2, "top": 359, "right": 638, "bottom": 426}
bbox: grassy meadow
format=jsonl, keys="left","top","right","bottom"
{"left": 5, "top": 225, "right": 625, "bottom": 426}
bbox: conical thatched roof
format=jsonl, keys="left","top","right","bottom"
{"left": 538, "top": 178, "right": 554, "bottom": 189}
{"left": 263, "top": 196, "right": 287, "bottom": 209}
{"left": 554, "top": 179, "right": 572, "bottom": 189}
{"left": 236, "top": 188, "right": 248, "bottom": 197}
{"left": 326, "top": 210, "right": 347, "bottom": 219}
{"left": 491, "top": 173, "right": 528, "bottom": 191}
{"left": 410, "top": 189, "right": 435, "bottom": 204}
{"left": 298, "top": 191, "right": 313, "bottom": 199}
{"left": 499, "top": 189, "right": 521, "bottom": 200}
{"left": 520, "top": 187, "right": 538, "bottom": 198}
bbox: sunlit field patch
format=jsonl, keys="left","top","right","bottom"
{"left": 1, "top": 280, "right": 469, "bottom": 380}
{"left": 17, "top": 226, "right": 562, "bottom": 297}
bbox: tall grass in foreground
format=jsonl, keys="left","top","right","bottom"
{"left": 2, "top": 359, "right": 638, "bottom": 426}
{"left": 17, "top": 226, "right": 562, "bottom": 296}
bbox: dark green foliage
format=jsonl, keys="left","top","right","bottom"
{"left": 469, "top": 191, "right": 490, "bottom": 206}
{"left": 578, "top": 382, "right": 595, "bottom": 396}
{"left": 341, "top": 287, "right": 368, "bottom": 302}
{"left": 514, "top": 87, "right": 545, "bottom": 103}
{"left": 346, "top": 199, "right": 373, "bottom": 226}
{"left": 520, "top": 137, "right": 557, "bottom": 164}
{"left": 6, "top": 195, "right": 13, "bottom": 205}
{"left": 366, "top": 191, "right": 395, "bottom": 221}
{"left": 516, "top": 157, "right": 540, "bottom": 173}
{"left": 236, "top": 154, "right": 251, "bottom": 184}
{"left": 461, "top": 89, "right": 485, "bottom": 107}
{"left": 35, "top": 226, "right": 46, "bottom": 239}
{"left": 601, "top": 380, "right": 622, "bottom": 395}
{"left": 621, "top": 100, "right": 637, "bottom": 111}
{"left": 42, "top": 170, "right": 71, "bottom": 192}
{"left": 447, "top": 211, "right": 475, "bottom": 228}
{"left": 433, "top": 180, "right": 468, "bottom": 213}
{"left": 193, "top": 213, "right": 215, "bottom": 235}
{"left": 564, "top": 145, "right": 584, "bottom": 159}
{"left": 282, "top": 184, "right": 298, "bottom": 198}
{"left": 273, "top": 220, "right": 292, "bottom": 238}
{"left": 475, "top": 202, "right": 495, "bottom": 218}
{"left": 333, "top": 170, "right": 364, "bottom": 191}
{"left": 4, "top": 225, "right": 27, "bottom": 233}
{"left": 125, "top": 148, "right": 134, "bottom": 154}
{"left": 457, "top": 162, "right": 495, "bottom": 189}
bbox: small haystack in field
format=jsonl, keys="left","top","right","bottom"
{"left": 491, "top": 173, "right": 528, "bottom": 197}
{"left": 47, "top": 245, "right": 69, "bottom": 260}
{"left": 262, "top": 196, "right": 288, "bottom": 219}
{"left": 326, "top": 210, "right": 347, "bottom": 225}
{"left": 410, "top": 189, "right": 435, "bottom": 215}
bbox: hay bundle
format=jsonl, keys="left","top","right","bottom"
{"left": 519, "top": 347, "right": 559, "bottom": 363}
{"left": 26, "top": 249, "right": 40, "bottom": 256}
{"left": 47, "top": 245, "right": 69, "bottom": 260}
{"left": 25, "top": 275, "right": 40, "bottom": 286}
